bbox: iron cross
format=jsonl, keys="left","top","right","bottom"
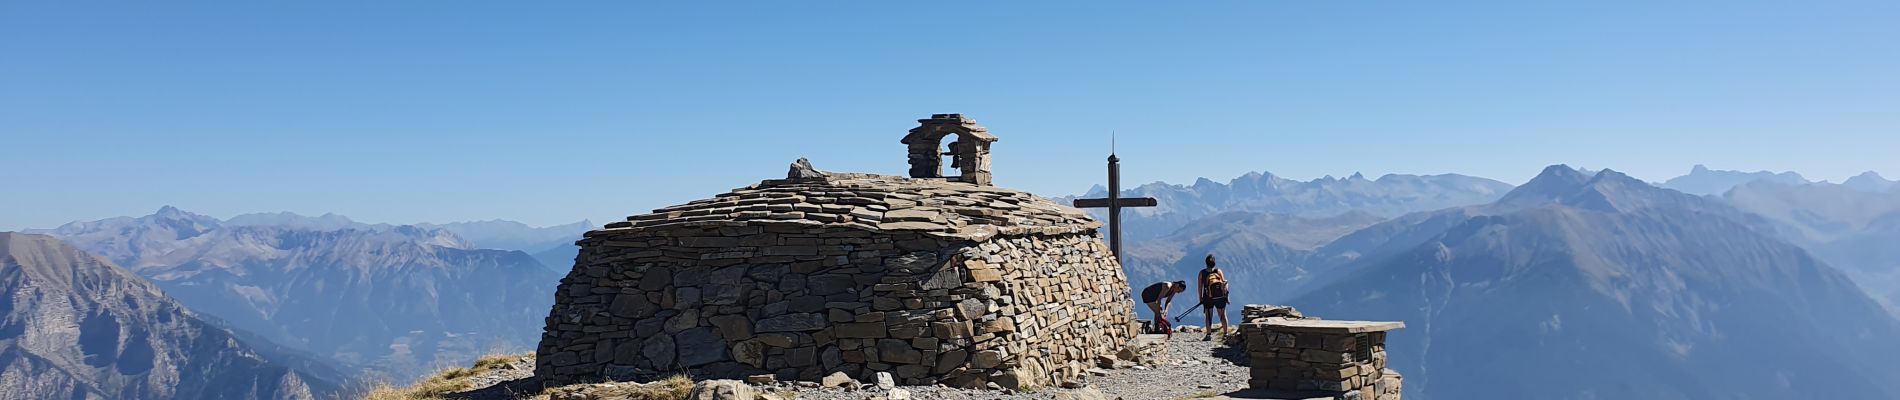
{"left": 1072, "top": 154, "right": 1158, "bottom": 263}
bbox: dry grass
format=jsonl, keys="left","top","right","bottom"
{"left": 359, "top": 368, "right": 475, "bottom": 400}
{"left": 358, "top": 353, "right": 533, "bottom": 400}
{"left": 540, "top": 374, "right": 695, "bottom": 400}
{"left": 357, "top": 354, "right": 694, "bottom": 400}
{"left": 1172, "top": 390, "right": 1222, "bottom": 400}
{"left": 471, "top": 353, "right": 520, "bottom": 370}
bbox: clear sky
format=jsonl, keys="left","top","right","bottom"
{"left": 3, "top": 1, "right": 1896, "bottom": 230}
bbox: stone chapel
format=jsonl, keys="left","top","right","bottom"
{"left": 534, "top": 114, "right": 1139, "bottom": 389}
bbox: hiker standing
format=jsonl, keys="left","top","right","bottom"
{"left": 1198, "top": 254, "right": 1231, "bottom": 341}
{"left": 1139, "top": 280, "right": 1189, "bottom": 336}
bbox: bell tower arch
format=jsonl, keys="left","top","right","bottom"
{"left": 901, "top": 114, "right": 998, "bottom": 186}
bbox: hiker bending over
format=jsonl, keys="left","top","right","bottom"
{"left": 1198, "top": 254, "right": 1231, "bottom": 341}
{"left": 1140, "top": 280, "right": 1188, "bottom": 336}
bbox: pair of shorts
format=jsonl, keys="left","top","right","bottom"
{"left": 1202, "top": 297, "right": 1228, "bottom": 309}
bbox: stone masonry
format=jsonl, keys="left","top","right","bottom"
{"left": 1238, "top": 305, "right": 1404, "bottom": 400}
{"left": 535, "top": 115, "right": 1137, "bottom": 390}
{"left": 903, "top": 113, "right": 996, "bottom": 186}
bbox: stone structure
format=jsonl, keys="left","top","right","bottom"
{"left": 902, "top": 113, "right": 996, "bottom": 186}
{"left": 535, "top": 116, "right": 1136, "bottom": 390}
{"left": 1238, "top": 305, "right": 1404, "bottom": 400}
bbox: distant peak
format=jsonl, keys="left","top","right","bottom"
{"left": 1842, "top": 171, "right": 1896, "bottom": 192}
{"left": 1536, "top": 164, "right": 1588, "bottom": 182}
{"left": 1497, "top": 165, "right": 1590, "bottom": 206}
{"left": 1691, "top": 164, "right": 1710, "bottom": 173}
{"left": 149, "top": 205, "right": 212, "bottom": 222}
{"left": 1236, "top": 171, "right": 1277, "bottom": 180}
{"left": 1586, "top": 169, "right": 1652, "bottom": 191}
{"left": 1592, "top": 168, "right": 1635, "bottom": 182}
{"left": 1349, "top": 172, "right": 1366, "bottom": 180}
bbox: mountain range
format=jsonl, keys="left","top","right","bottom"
{"left": 1288, "top": 166, "right": 1900, "bottom": 399}
{"left": 26, "top": 208, "right": 568, "bottom": 380}
{"left": 218, "top": 212, "right": 591, "bottom": 255}
{"left": 413, "top": 219, "right": 593, "bottom": 256}
{"left": 8, "top": 163, "right": 1893, "bottom": 399}
{"left": 1647, "top": 165, "right": 1900, "bottom": 312}
{"left": 1722, "top": 180, "right": 1900, "bottom": 312}
{"left": 1658, "top": 164, "right": 1812, "bottom": 196}
{"left": 1056, "top": 171, "right": 1515, "bottom": 243}
{"left": 0, "top": 232, "right": 348, "bottom": 400}
{"left": 217, "top": 212, "right": 593, "bottom": 279}
{"left": 1120, "top": 211, "right": 1386, "bottom": 316}
{"left": 1659, "top": 164, "right": 1899, "bottom": 196}
{"left": 1843, "top": 171, "right": 1900, "bottom": 193}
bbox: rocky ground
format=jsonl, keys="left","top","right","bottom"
{"left": 458, "top": 356, "right": 540, "bottom": 399}
{"left": 441, "top": 329, "right": 1254, "bottom": 400}
{"left": 766, "top": 332, "right": 1249, "bottom": 400}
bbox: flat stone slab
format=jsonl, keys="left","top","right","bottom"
{"left": 1263, "top": 319, "right": 1404, "bottom": 334}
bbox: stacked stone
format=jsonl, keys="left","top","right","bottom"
{"left": 602, "top": 169, "right": 1096, "bottom": 242}
{"left": 1237, "top": 305, "right": 1404, "bottom": 400}
{"left": 534, "top": 167, "right": 1137, "bottom": 390}
{"left": 1112, "top": 334, "right": 1168, "bottom": 368}
{"left": 903, "top": 113, "right": 997, "bottom": 186}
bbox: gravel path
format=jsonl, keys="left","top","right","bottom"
{"left": 446, "top": 356, "right": 542, "bottom": 400}
{"left": 447, "top": 334, "right": 1253, "bottom": 400}
{"left": 1090, "top": 334, "right": 1250, "bottom": 399}
{"left": 761, "top": 334, "right": 1250, "bottom": 400}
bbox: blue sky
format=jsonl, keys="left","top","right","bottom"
{"left": 3, "top": 1, "right": 1896, "bottom": 230}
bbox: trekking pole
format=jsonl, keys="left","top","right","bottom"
{"left": 1173, "top": 301, "right": 1202, "bottom": 322}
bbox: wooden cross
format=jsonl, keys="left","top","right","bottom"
{"left": 1072, "top": 154, "right": 1158, "bottom": 263}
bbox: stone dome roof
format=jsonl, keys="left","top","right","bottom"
{"left": 594, "top": 159, "right": 1099, "bottom": 242}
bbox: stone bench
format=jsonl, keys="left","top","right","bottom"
{"left": 1238, "top": 306, "right": 1404, "bottom": 400}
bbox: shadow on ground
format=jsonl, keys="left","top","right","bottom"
{"left": 1213, "top": 339, "right": 1249, "bottom": 366}
{"left": 446, "top": 377, "right": 542, "bottom": 400}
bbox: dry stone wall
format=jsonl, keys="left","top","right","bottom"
{"left": 1238, "top": 305, "right": 1404, "bottom": 400}
{"left": 535, "top": 168, "right": 1136, "bottom": 390}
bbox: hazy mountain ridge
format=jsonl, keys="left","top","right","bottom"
{"left": 1120, "top": 211, "right": 1387, "bottom": 317}
{"left": 1054, "top": 170, "right": 1513, "bottom": 243}
{"left": 1659, "top": 164, "right": 1809, "bottom": 195}
{"left": 1660, "top": 164, "right": 1896, "bottom": 196}
{"left": 1298, "top": 165, "right": 1790, "bottom": 293}
{"left": 416, "top": 219, "right": 592, "bottom": 254}
{"left": 66, "top": 207, "right": 592, "bottom": 254}
{"left": 1722, "top": 180, "right": 1900, "bottom": 311}
{"left": 0, "top": 233, "right": 346, "bottom": 400}
{"left": 531, "top": 243, "right": 583, "bottom": 274}
{"left": 29, "top": 208, "right": 561, "bottom": 381}
{"left": 1289, "top": 165, "right": 1900, "bottom": 399}
{"left": 414, "top": 219, "right": 594, "bottom": 273}
{"left": 1843, "top": 171, "right": 1899, "bottom": 193}
{"left": 224, "top": 211, "right": 384, "bottom": 232}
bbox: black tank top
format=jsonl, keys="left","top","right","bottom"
{"left": 1140, "top": 282, "right": 1170, "bottom": 303}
